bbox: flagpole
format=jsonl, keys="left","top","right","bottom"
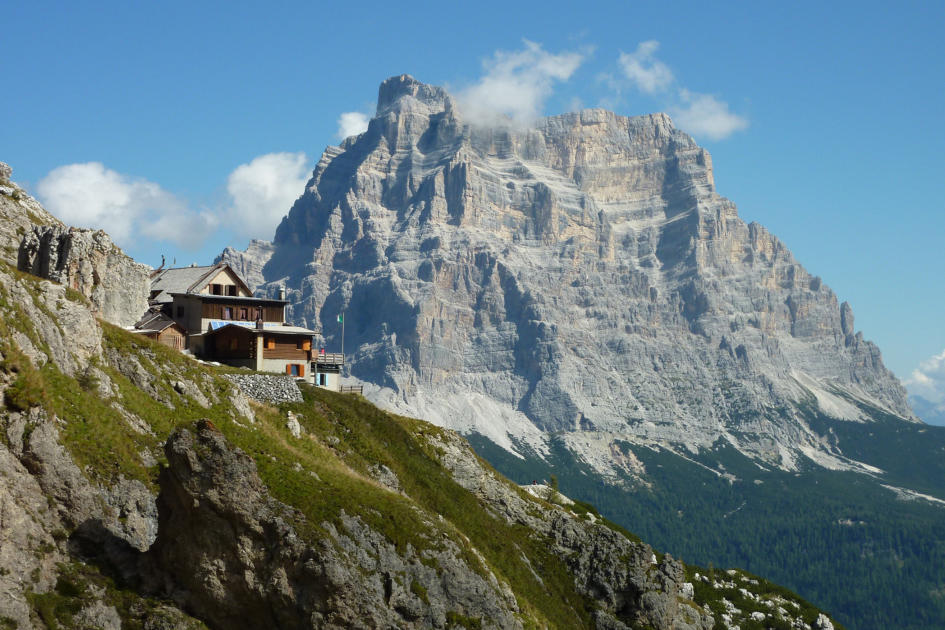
{"left": 340, "top": 311, "right": 345, "bottom": 364}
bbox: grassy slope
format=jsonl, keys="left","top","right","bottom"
{"left": 6, "top": 317, "right": 600, "bottom": 628}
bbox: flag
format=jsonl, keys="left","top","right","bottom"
{"left": 337, "top": 314, "right": 343, "bottom": 323}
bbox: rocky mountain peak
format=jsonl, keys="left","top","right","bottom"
{"left": 376, "top": 73, "right": 455, "bottom": 116}
{"left": 225, "top": 76, "right": 915, "bottom": 478}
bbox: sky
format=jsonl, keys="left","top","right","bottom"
{"left": 3, "top": 1, "right": 944, "bottom": 408}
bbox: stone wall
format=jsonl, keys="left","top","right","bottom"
{"left": 222, "top": 373, "right": 303, "bottom": 404}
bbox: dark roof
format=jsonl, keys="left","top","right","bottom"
{"left": 134, "top": 310, "right": 181, "bottom": 334}
{"left": 150, "top": 263, "right": 253, "bottom": 304}
{"left": 203, "top": 322, "right": 318, "bottom": 337}
{"left": 168, "top": 293, "right": 287, "bottom": 306}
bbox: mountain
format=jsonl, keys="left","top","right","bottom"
{"left": 223, "top": 77, "right": 945, "bottom": 629}
{"left": 0, "top": 163, "right": 840, "bottom": 629}
{"left": 227, "top": 74, "right": 912, "bottom": 470}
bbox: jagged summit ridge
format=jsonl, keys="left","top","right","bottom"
{"left": 224, "top": 75, "right": 914, "bottom": 475}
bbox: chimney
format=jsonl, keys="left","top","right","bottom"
{"left": 279, "top": 286, "right": 286, "bottom": 301}
{"left": 256, "top": 316, "right": 264, "bottom": 330}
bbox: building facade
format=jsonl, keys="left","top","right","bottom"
{"left": 147, "top": 263, "right": 323, "bottom": 384}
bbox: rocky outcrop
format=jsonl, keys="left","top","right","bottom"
{"left": 0, "top": 266, "right": 102, "bottom": 377}
{"left": 226, "top": 75, "right": 915, "bottom": 476}
{"left": 0, "top": 162, "right": 61, "bottom": 263}
{"left": 18, "top": 224, "right": 150, "bottom": 327}
{"left": 427, "top": 427, "right": 711, "bottom": 629}
{"left": 151, "top": 421, "right": 523, "bottom": 629}
{"left": 0, "top": 406, "right": 164, "bottom": 627}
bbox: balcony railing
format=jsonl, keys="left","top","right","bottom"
{"left": 314, "top": 352, "right": 344, "bottom": 365}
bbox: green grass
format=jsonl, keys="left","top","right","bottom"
{"left": 411, "top": 580, "right": 430, "bottom": 605}
{"left": 446, "top": 610, "right": 483, "bottom": 629}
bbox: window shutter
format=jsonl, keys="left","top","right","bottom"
{"left": 286, "top": 364, "right": 292, "bottom": 375}
{"left": 300, "top": 364, "right": 305, "bottom": 377}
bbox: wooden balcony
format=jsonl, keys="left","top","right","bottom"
{"left": 314, "top": 352, "right": 344, "bottom": 365}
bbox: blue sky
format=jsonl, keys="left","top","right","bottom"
{"left": 3, "top": 1, "right": 944, "bottom": 402}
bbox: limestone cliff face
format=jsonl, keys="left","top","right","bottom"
{"left": 225, "top": 75, "right": 913, "bottom": 474}
{"left": 0, "top": 162, "right": 62, "bottom": 262}
{"left": 17, "top": 224, "right": 151, "bottom": 328}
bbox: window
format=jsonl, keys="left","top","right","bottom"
{"left": 255, "top": 307, "right": 263, "bottom": 321}
{"left": 266, "top": 338, "right": 275, "bottom": 349}
{"left": 296, "top": 338, "right": 312, "bottom": 351}
{"left": 226, "top": 285, "right": 237, "bottom": 296}
{"left": 211, "top": 284, "right": 222, "bottom": 295}
{"left": 176, "top": 306, "right": 184, "bottom": 318}
{"left": 239, "top": 308, "right": 248, "bottom": 320}
{"left": 287, "top": 364, "right": 304, "bottom": 377}
{"left": 222, "top": 307, "right": 233, "bottom": 320}
{"left": 318, "top": 373, "right": 326, "bottom": 386}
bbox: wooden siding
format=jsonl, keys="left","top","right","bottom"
{"left": 263, "top": 337, "right": 311, "bottom": 361}
{"left": 157, "top": 327, "right": 185, "bottom": 350}
{"left": 208, "top": 327, "right": 256, "bottom": 360}
{"left": 200, "top": 301, "right": 284, "bottom": 323}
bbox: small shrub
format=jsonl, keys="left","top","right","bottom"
{"left": 5, "top": 368, "right": 47, "bottom": 411}
{"left": 410, "top": 580, "right": 430, "bottom": 605}
{"left": 446, "top": 610, "right": 482, "bottom": 629}
{"left": 544, "top": 473, "right": 560, "bottom": 503}
{"left": 76, "top": 368, "right": 99, "bottom": 392}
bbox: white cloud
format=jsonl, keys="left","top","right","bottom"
{"left": 37, "top": 152, "right": 310, "bottom": 252}
{"left": 36, "top": 162, "right": 212, "bottom": 249}
{"left": 224, "top": 152, "right": 310, "bottom": 240}
{"left": 618, "top": 40, "right": 674, "bottom": 94}
{"left": 671, "top": 89, "right": 749, "bottom": 141}
{"left": 614, "top": 41, "right": 748, "bottom": 141}
{"left": 337, "top": 111, "right": 370, "bottom": 140}
{"left": 458, "top": 40, "right": 588, "bottom": 127}
{"left": 904, "top": 348, "right": 945, "bottom": 404}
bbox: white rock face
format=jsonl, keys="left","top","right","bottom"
{"left": 216, "top": 238, "right": 275, "bottom": 291}
{"left": 0, "top": 162, "right": 62, "bottom": 261}
{"left": 225, "top": 75, "right": 915, "bottom": 476}
{"left": 18, "top": 224, "right": 150, "bottom": 327}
